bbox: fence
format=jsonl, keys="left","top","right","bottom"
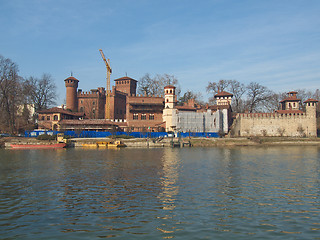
{"left": 25, "top": 130, "right": 219, "bottom": 138}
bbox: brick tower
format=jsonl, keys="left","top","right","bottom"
{"left": 64, "top": 76, "right": 79, "bottom": 112}
{"left": 114, "top": 76, "right": 137, "bottom": 95}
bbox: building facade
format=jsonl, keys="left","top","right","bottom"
{"left": 230, "top": 91, "right": 318, "bottom": 137}
{"left": 163, "top": 86, "right": 233, "bottom": 134}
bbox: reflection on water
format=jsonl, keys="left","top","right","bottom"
{"left": 0, "top": 146, "right": 320, "bottom": 239}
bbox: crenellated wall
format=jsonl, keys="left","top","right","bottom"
{"left": 230, "top": 109, "right": 317, "bottom": 137}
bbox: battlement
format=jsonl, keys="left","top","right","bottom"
{"left": 129, "top": 93, "right": 162, "bottom": 98}
{"left": 78, "top": 89, "right": 105, "bottom": 98}
{"left": 238, "top": 112, "right": 306, "bottom": 119}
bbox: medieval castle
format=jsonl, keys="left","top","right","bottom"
{"left": 37, "top": 76, "right": 318, "bottom": 137}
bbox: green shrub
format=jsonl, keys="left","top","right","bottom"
{"left": 37, "top": 134, "right": 56, "bottom": 140}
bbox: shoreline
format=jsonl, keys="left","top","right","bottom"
{"left": 1, "top": 136, "right": 320, "bottom": 148}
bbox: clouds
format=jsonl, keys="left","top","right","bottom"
{"left": 0, "top": 0, "right": 319, "bottom": 104}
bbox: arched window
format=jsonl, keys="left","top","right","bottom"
{"left": 53, "top": 115, "right": 58, "bottom": 121}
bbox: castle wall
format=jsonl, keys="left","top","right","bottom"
{"left": 78, "top": 91, "right": 105, "bottom": 119}
{"left": 110, "top": 89, "right": 127, "bottom": 120}
{"left": 230, "top": 111, "right": 317, "bottom": 137}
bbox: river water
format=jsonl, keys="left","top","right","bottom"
{"left": 1, "top": 146, "right": 320, "bottom": 239}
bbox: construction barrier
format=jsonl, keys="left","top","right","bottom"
{"left": 25, "top": 130, "right": 219, "bottom": 138}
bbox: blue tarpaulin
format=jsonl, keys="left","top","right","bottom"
{"left": 25, "top": 130, "right": 219, "bottom": 138}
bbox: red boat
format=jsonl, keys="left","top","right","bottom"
{"left": 10, "top": 143, "right": 66, "bottom": 149}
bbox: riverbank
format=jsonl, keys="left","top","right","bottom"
{"left": 1, "top": 136, "right": 320, "bottom": 148}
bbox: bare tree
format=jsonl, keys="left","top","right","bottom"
{"left": 0, "top": 55, "right": 22, "bottom": 133}
{"left": 178, "top": 90, "right": 203, "bottom": 105}
{"left": 206, "top": 80, "right": 230, "bottom": 104}
{"left": 227, "top": 80, "right": 246, "bottom": 112}
{"left": 245, "top": 82, "right": 274, "bottom": 113}
{"left": 24, "top": 73, "right": 57, "bottom": 111}
{"left": 138, "top": 73, "right": 181, "bottom": 97}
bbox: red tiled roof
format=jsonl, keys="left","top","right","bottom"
{"left": 164, "top": 85, "right": 176, "bottom": 89}
{"left": 59, "top": 119, "right": 119, "bottom": 125}
{"left": 214, "top": 91, "right": 233, "bottom": 97}
{"left": 38, "top": 107, "right": 84, "bottom": 117}
{"left": 280, "top": 96, "right": 301, "bottom": 102}
{"left": 304, "top": 98, "right": 318, "bottom": 103}
{"left": 114, "top": 76, "right": 137, "bottom": 82}
{"left": 64, "top": 76, "right": 79, "bottom": 81}
{"left": 176, "top": 106, "right": 197, "bottom": 111}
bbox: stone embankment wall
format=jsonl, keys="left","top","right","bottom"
{"left": 230, "top": 112, "right": 317, "bottom": 137}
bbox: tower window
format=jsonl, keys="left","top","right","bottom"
{"left": 133, "top": 114, "right": 138, "bottom": 120}
{"left": 149, "top": 114, "right": 154, "bottom": 120}
{"left": 141, "top": 114, "right": 146, "bottom": 120}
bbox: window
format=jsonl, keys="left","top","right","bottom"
{"left": 53, "top": 115, "right": 58, "bottom": 121}
{"left": 41, "top": 116, "right": 45, "bottom": 120}
{"left": 92, "top": 101, "right": 95, "bottom": 105}
{"left": 80, "top": 107, "right": 84, "bottom": 112}
{"left": 149, "top": 114, "right": 154, "bottom": 120}
{"left": 133, "top": 114, "right": 138, "bottom": 120}
{"left": 47, "top": 116, "right": 50, "bottom": 121}
{"left": 141, "top": 114, "right": 146, "bottom": 120}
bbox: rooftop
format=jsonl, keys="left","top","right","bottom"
{"left": 214, "top": 91, "right": 233, "bottom": 97}
{"left": 38, "top": 107, "right": 84, "bottom": 117}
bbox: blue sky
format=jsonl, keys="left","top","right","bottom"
{"left": 1, "top": 0, "right": 319, "bottom": 104}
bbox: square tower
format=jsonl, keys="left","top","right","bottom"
{"left": 114, "top": 76, "right": 137, "bottom": 95}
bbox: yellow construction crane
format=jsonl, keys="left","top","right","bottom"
{"left": 99, "top": 49, "right": 112, "bottom": 119}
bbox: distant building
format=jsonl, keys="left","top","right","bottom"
{"left": 37, "top": 107, "right": 84, "bottom": 131}
{"left": 230, "top": 91, "right": 318, "bottom": 137}
{"left": 163, "top": 86, "right": 233, "bottom": 134}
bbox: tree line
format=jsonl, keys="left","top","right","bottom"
{"left": 0, "top": 55, "right": 56, "bottom": 134}
{"left": 1, "top": 54, "right": 319, "bottom": 134}
{"left": 138, "top": 74, "right": 320, "bottom": 113}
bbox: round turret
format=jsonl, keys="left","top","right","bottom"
{"left": 64, "top": 76, "right": 79, "bottom": 112}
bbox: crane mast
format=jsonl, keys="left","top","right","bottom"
{"left": 99, "top": 49, "right": 112, "bottom": 119}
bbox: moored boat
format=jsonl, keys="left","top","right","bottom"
{"left": 10, "top": 142, "right": 66, "bottom": 149}
{"left": 81, "top": 143, "right": 98, "bottom": 148}
{"left": 107, "top": 140, "right": 126, "bottom": 148}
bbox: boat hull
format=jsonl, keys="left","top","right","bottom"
{"left": 10, "top": 143, "right": 66, "bottom": 149}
